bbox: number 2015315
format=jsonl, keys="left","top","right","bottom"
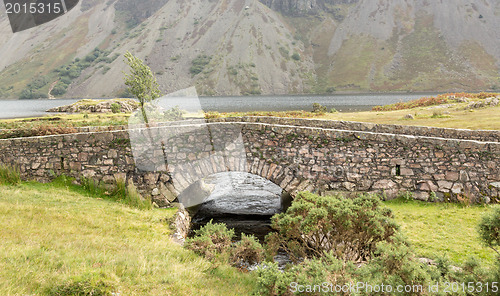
{"left": 5, "top": 2, "right": 62, "bottom": 14}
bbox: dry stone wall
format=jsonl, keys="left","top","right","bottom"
{"left": 0, "top": 117, "right": 498, "bottom": 206}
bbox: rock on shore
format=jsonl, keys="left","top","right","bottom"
{"left": 47, "top": 99, "right": 139, "bottom": 113}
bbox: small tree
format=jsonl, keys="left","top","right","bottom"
{"left": 123, "top": 51, "right": 161, "bottom": 123}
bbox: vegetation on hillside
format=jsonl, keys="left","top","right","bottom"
{"left": 19, "top": 48, "right": 120, "bottom": 100}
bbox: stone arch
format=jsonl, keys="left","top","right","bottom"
{"left": 168, "top": 159, "right": 314, "bottom": 208}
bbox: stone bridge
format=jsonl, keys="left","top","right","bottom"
{"left": 0, "top": 117, "right": 499, "bottom": 206}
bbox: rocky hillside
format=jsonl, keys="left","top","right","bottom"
{"left": 0, "top": 0, "right": 499, "bottom": 99}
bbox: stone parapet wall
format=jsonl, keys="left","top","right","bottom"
{"left": 240, "top": 122, "right": 499, "bottom": 203}
{"left": 212, "top": 117, "right": 500, "bottom": 142}
{"left": 0, "top": 118, "right": 498, "bottom": 206}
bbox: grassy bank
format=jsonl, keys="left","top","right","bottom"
{"left": 0, "top": 180, "right": 496, "bottom": 294}
{"left": 0, "top": 182, "right": 257, "bottom": 296}
{"left": 317, "top": 103, "right": 500, "bottom": 130}
{"left": 385, "top": 199, "right": 496, "bottom": 265}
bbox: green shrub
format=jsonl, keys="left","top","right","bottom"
{"left": 265, "top": 192, "right": 399, "bottom": 262}
{"left": 27, "top": 76, "right": 48, "bottom": 89}
{"left": 356, "top": 234, "right": 434, "bottom": 294}
{"left": 326, "top": 86, "right": 336, "bottom": 93}
{"left": 312, "top": 103, "right": 327, "bottom": 114}
{"left": 230, "top": 234, "right": 264, "bottom": 266}
{"left": 279, "top": 47, "right": 289, "bottom": 59}
{"left": 51, "top": 81, "right": 69, "bottom": 96}
{"left": 254, "top": 262, "right": 295, "bottom": 296}
{"left": 19, "top": 88, "right": 48, "bottom": 100}
{"left": 163, "top": 106, "right": 184, "bottom": 121}
{"left": 291, "top": 53, "right": 300, "bottom": 61}
{"left": 254, "top": 252, "right": 355, "bottom": 296}
{"left": 0, "top": 164, "right": 21, "bottom": 185}
{"left": 185, "top": 221, "right": 235, "bottom": 261}
{"left": 478, "top": 206, "right": 500, "bottom": 255}
{"left": 110, "top": 102, "right": 121, "bottom": 113}
{"left": 189, "top": 55, "right": 212, "bottom": 75}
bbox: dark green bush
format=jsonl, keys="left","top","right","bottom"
{"left": 20, "top": 89, "right": 48, "bottom": 100}
{"left": 291, "top": 53, "right": 300, "bottom": 61}
{"left": 266, "top": 192, "right": 399, "bottom": 263}
{"left": 110, "top": 102, "right": 121, "bottom": 113}
{"left": 254, "top": 262, "right": 295, "bottom": 296}
{"left": 311, "top": 103, "right": 327, "bottom": 114}
{"left": 51, "top": 81, "right": 69, "bottom": 96}
{"left": 27, "top": 76, "right": 48, "bottom": 89}
{"left": 326, "top": 86, "right": 336, "bottom": 93}
{"left": 255, "top": 252, "right": 356, "bottom": 296}
{"left": 185, "top": 221, "right": 235, "bottom": 261}
{"left": 163, "top": 106, "right": 184, "bottom": 121}
{"left": 189, "top": 55, "right": 212, "bottom": 75}
{"left": 230, "top": 234, "right": 264, "bottom": 266}
{"left": 355, "top": 234, "right": 435, "bottom": 295}
{"left": 478, "top": 205, "right": 500, "bottom": 254}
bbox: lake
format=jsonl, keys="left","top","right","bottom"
{"left": 0, "top": 93, "right": 440, "bottom": 119}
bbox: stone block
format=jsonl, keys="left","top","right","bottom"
{"left": 373, "top": 179, "right": 398, "bottom": 190}
{"left": 69, "top": 162, "right": 81, "bottom": 171}
{"left": 114, "top": 173, "right": 127, "bottom": 183}
{"left": 445, "top": 171, "right": 459, "bottom": 181}
{"left": 102, "top": 175, "right": 115, "bottom": 184}
{"left": 401, "top": 168, "right": 414, "bottom": 176}
{"left": 459, "top": 170, "right": 470, "bottom": 182}
{"left": 433, "top": 174, "right": 445, "bottom": 181}
{"left": 437, "top": 181, "right": 453, "bottom": 191}
{"left": 359, "top": 179, "right": 373, "bottom": 191}
{"left": 343, "top": 182, "right": 356, "bottom": 191}
{"left": 144, "top": 172, "right": 159, "bottom": 185}
{"left": 414, "top": 191, "right": 429, "bottom": 201}
{"left": 451, "top": 183, "right": 464, "bottom": 194}
{"left": 347, "top": 173, "right": 362, "bottom": 182}
{"left": 417, "top": 180, "right": 438, "bottom": 192}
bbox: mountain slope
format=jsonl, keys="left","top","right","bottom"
{"left": 0, "top": 0, "right": 498, "bottom": 98}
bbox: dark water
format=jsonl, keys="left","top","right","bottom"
{"left": 198, "top": 93, "right": 439, "bottom": 113}
{"left": 0, "top": 93, "right": 438, "bottom": 119}
{"left": 188, "top": 172, "right": 294, "bottom": 269}
{"left": 189, "top": 172, "right": 283, "bottom": 242}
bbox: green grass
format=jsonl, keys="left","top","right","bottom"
{"left": 385, "top": 199, "right": 496, "bottom": 265}
{"left": 0, "top": 113, "right": 130, "bottom": 132}
{"left": 0, "top": 178, "right": 497, "bottom": 294}
{"left": 0, "top": 182, "right": 257, "bottom": 295}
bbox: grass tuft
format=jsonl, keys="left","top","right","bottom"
{"left": 0, "top": 164, "right": 21, "bottom": 185}
{"left": 46, "top": 272, "right": 118, "bottom": 296}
